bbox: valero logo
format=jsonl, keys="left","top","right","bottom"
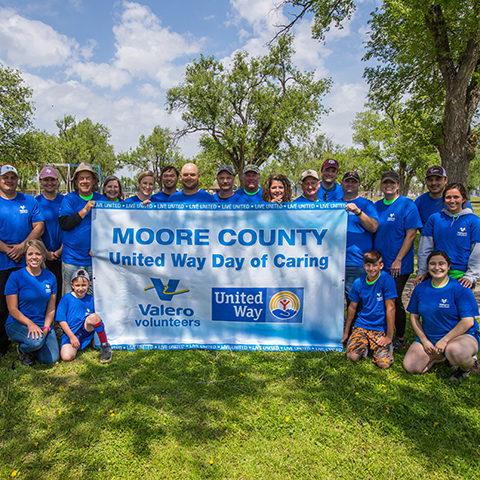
{"left": 269, "top": 291, "right": 301, "bottom": 320}
{"left": 144, "top": 278, "right": 189, "bottom": 301}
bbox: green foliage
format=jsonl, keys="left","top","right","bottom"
{"left": 166, "top": 35, "right": 331, "bottom": 182}
{"left": 120, "top": 126, "right": 185, "bottom": 189}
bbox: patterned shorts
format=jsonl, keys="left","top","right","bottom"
{"left": 346, "top": 326, "right": 394, "bottom": 368}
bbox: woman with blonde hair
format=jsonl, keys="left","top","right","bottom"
{"left": 125, "top": 170, "right": 156, "bottom": 204}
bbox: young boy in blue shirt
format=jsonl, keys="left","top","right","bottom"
{"left": 57, "top": 269, "right": 112, "bottom": 363}
{"left": 341, "top": 250, "right": 398, "bottom": 369}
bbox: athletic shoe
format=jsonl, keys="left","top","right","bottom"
{"left": 100, "top": 343, "right": 112, "bottom": 363}
{"left": 392, "top": 337, "right": 406, "bottom": 350}
{"left": 449, "top": 359, "right": 480, "bottom": 381}
{"left": 17, "top": 345, "right": 35, "bottom": 367}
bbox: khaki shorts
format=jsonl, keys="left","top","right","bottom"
{"left": 346, "top": 326, "right": 394, "bottom": 368}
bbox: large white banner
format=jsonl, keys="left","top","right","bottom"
{"left": 91, "top": 202, "right": 347, "bottom": 351}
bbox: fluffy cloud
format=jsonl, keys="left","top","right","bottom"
{"left": 0, "top": 7, "right": 78, "bottom": 67}
{"left": 66, "top": 62, "right": 132, "bottom": 90}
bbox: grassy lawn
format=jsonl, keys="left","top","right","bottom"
{"left": 1, "top": 344, "right": 479, "bottom": 479}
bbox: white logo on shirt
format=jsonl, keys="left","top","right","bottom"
{"left": 457, "top": 227, "right": 467, "bottom": 237}
{"left": 387, "top": 213, "right": 395, "bottom": 222}
{"left": 439, "top": 299, "right": 450, "bottom": 309}
{"left": 45, "top": 284, "right": 51, "bottom": 293}
{"left": 19, "top": 205, "right": 28, "bottom": 214}
{"left": 376, "top": 293, "right": 383, "bottom": 301}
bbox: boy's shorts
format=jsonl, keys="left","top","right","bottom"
{"left": 346, "top": 326, "right": 394, "bottom": 368}
{"left": 60, "top": 325, "right": 94, "bottom": 350}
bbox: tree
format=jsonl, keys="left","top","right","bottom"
{"left": 120, "top": 126, "right": 184, "bottom": 189}
{"left": 55, "top": 115, "right": 118, "bottom": 177}
{"left": 166, "top": 35, "right": 331, "bottom": 183}
{"left": 279, "top": 1, "right": 480, "bottom": 185}
{"left": 0, "top": 64, "right": 34, "bottom": 159}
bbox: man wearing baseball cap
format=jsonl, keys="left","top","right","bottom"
{"left": 318, "top": 158, "right": 343, "bottom": 202}
{"left": 293, "top": 170, "right": 321, "bottom": 202}
{"left": 414, "top": 165, "right": 472, "bottom": 226}
{"left": 36, "top": 166, "right": 63, "bottom": 306}
{"left": 0, "top": 164, "right": 45, "bottom": 355}
{"left": 234, "top": 164, "right": 264, "bottom": 203}
{"left": 214, "top": 166, "right": 240, "bottom": 202}
{"left": 341, "top": 171, "right": 379, "bottom": 302}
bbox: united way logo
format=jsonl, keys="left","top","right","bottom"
{"left": 144, "top": 278, "right": 189, "bottom": 301}
{"left": 269, "top": 291, "right": 301, "bottom": 320}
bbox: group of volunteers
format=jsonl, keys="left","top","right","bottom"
{"left": 0, "top": 158, "right": 479, "bottom": 381}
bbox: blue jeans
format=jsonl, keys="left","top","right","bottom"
{"left": 345, "top": 265, "right": 366, "bottom": 303}
{"left": 6, "top": 322, "right": 59, "bottom": 364}
{"left": 62, "top": 263, "right": 93, "bottom": 296}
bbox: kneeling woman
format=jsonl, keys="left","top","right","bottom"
{"left": 404, "top": 251, "right": 479, "bottom": 380}
{"left": 5, "top": 240, "right": 59, "bottom": 366}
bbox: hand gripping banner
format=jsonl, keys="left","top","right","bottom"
{"left": 91, "top": 202, "right": 347, "bottom": 351}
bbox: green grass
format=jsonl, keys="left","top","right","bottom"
{"left": 1, "top": 344, "right": 480, "bottom": 479}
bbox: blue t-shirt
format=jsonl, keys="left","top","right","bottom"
{"left": 374, "top": 196, "right": 422, "bottom": 274}
{"left": 293, "top": 195, "right": 320, "bottom": 203}
{"left": 422, "top": 211, "right": 480, "bottom": 272}
{"left": 214, "top": 192, "right": 242, "bottom": 203}
{"left": 56, "top": 292, "right": 95, "bottom": 348}
{"left": 5, "top": 267, "right": 57, "bottom": 327}
{"left": 348, "top": 271, "right": 398, "bottom": 333}
{"left": 343, "top": 196, "right": 379, "bottom": 267}
{"left": 233, "top": 188, "right": 265, "bottom": 203}
{"left": 0, "top": 193, "right": 44, "bottom": 271}
{"left": 415, "top": 192, "right": 472, "bottom": 226}
{"left": 59, "top": 191, "right": 107, "bottom": 266}
{"left": 318, "top": 183, "right": 343, "bottom": 202}
{"left": 168, "top": 189, "right": 217, "bottom": 203}
{"left": 151, "top": 191, "right": 172, "bottom": 202}
{"left": 35, "top": 194, "right": 63, "bottom": 252}
{"left": 407, "top": 278, "right": 479, "bottom": 343}
{"left": 124, "top": 195, "right": 142, "bottom": 203}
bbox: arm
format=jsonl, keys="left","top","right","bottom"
{"left": 435, "top": 316, "right": 475, "bottom": 353}
{"left": 342, "top": 301, "right": 358, "bottom": 344}
{"left": 409, "top": 312, "right": 436, "bottom": 355}
{"left": 345, "top": 203, "right": 378, "bottom": 232}
{"left": 376, "top": 298, "right": 395, "bottom": 347}
{"left": 461, "top": 243, "right": 480, "bottom": 287}
{"left": 58, "top": 321, "right": 80, "bottom": 349}
{"left": 391, "top": 229, "right": 417, "bottom": 277}
{"left": 5, "top": 294, "right": 44, "bottom": 339}
{"left": 415, "top": 235, "right": 434, "bottom": 285}
{"left": 43, "top": 294, "right": 56, "bottom": 330}
{"left": 59, "top": 200, "right": 96, "bottom": 231}
{"left": 6, "top": 221, "right": 45, "bottom": 262}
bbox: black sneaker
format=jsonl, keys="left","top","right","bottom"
{"left": 100, "top": 343, "right": 112, "bottom": 363}
{"left": 392, "top": 337, "right": 406, "bottom": 350}
{"left": 17, "top": 346, "right": 35, "bottom": 367}
{"left": 450, "top": 359, "right": 479, "bottom": 381}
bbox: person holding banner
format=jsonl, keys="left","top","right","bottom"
{"left": 235, "top": 165, "right": 264, "bottom": 203}
{"left": 374, "top": 170, "right": 422, "bottom": 350}
{"left": 293, "top": 170, "right": 321, "bottom": 203}
{"left": 404, "top": 251, "right": 479, "bottom": 380}
{"left": 59, "top": 163, "right": 107, "bottom": 296}
{"left": 214, "top": 166, "right": 240, "bottom": 203}
{"left": 151, "top": 166, "right": 179, "bottom": 202}
{"left": 102, "top": 175, "right": 124, "bottom": 202}
{"left": 169, "top": 163, "right": 217, "bottom": 203}
{"left": 262, "top": 174, "right": 292, "bottom": 203}
{"left": 5, "top": 239, "right": 58, "bottom": 366}
{"left": 124, "top": 170, "right": 155, "bottom": 204}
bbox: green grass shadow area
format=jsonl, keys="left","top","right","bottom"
{"left": 1, "top": 344, "right": 479, "bottom": 479}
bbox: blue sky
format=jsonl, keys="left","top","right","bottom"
{"left": 0, "top": 0, "right": 379, "bottom": 160}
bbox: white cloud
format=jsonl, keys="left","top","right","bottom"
{"left": 137, "top": 83, "right": 161, "bottom": 98}
{"left": 0, "top": 7, "right": 77, "bottom": 67}
{"left": 66, "top": 62, "right": 131, "bottom": 90}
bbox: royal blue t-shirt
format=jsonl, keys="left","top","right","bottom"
{"left": 318, "top": 183, "right": 343, "bottom": 202}
{"left": 56, "top": 292, "right": 95, "bottom": 348}
{"left": 124, "top": 195, "right": 142, "bottom": 203}
{"left": 415, "top": 192, "right": 472, "bottom": 226}
{"left": 59, "top": 191, "right": 107, "bottom": 266}
{"left": 374, "top": 196, "right": 422, "bottom": 274}
{"left": 422, "top": 211, "right": 480, "bottom": 272}
{"left": 5, "top": 267, "right": 56, "bottom": 327}
{"left": 348, "top": 271, "right": 398, "bottom": 333}
{"left": 168, "top": 189, "right": 217, "bottom": 203}
{"left": 214, "top": 192, "right": 242, "bottom": 203}
{"left": 151, "top": 191, "right": 172, "bottom": 202}
{"left": 0, "top": 193, "right": 44, "bottom": 271}
{"left": 35, "top": 194, "right": 63, "bottom": 252}
{"left": 407, "top": 279, "right": 479, "bottom": 343}
{"left": 344, "top": 196, "right": 378, "bottom": 267}
{"left": 293, "top": 195, "right": 320, "bottom": 203}
{"left": 233, "top": 188, "right": 265, "bottom": 203}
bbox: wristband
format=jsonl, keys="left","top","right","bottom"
{"left": 355, "top": 209, "right": 362, "bottom": 216}
{"left": 42, "top": 327, "right": 51, "bottom": 332}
